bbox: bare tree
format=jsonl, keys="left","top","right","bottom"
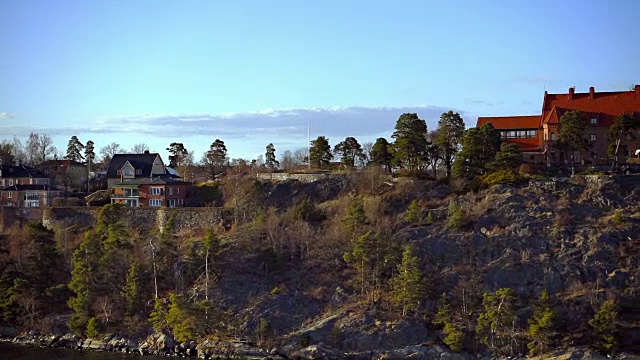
{"left": 130, "top": 143, "right": 149, "bottom": 154}
{"left": 99, "top": 142, "right": 125, "bottom": 167}
{"left": 36, "top": 133, "right": 57, "bottom": 164}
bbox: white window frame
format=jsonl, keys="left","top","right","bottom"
{"left": 7, "top": 191, "right": 12, "bottom": 199}
{"left": 590, "top": 134, "right": 596, "bottom": 142}
{"left": 150, "top": 187, "right": 163, "bottom": 195}
{"left": 591, "top": 117, "right": 598, "bottom": 125}
{"left": 168, "top": 187, "right": 173, "bottom": 196}
{"left": 149, "top": 199, "right": 162, "bottom": 207}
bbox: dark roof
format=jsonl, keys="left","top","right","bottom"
{"left": 1, "top": 184, "right": 59, "bottom": 191}
{"left": 106, "top": 153, "right": 164, "bottom": 178}
{"left": 0, "top": 164, "right": 48, "bottom": 179}
{"left": 39, "top": 159, "right": 85, "bottom": 168}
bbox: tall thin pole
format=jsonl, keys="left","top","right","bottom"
{"left": 307, "top": 118, "right": 311, "bottom": 170}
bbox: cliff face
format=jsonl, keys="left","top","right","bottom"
{"left": 0, "top": 174, "right": 638, "bottom": 358}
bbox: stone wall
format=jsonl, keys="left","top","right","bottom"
{"left": 256, "top": 172, "right": 347, "bottom": 183}
{"left": 0, "top": 207, "right": 43, "bottom": 232}
{"left": 38, "top": 206, "right": 227, "bottom": 234}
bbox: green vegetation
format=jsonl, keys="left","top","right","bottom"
{"left": 527, "top": 289, "right": 556, "bottom": 355}
{"left": 391, "top": 245, "right": 423, "bottom": 316}
{"left": 589, "top": 299, "right": 618, "bottom": 355}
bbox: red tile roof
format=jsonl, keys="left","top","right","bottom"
{"left": 543, "top": 88, "right": 640, "bottom": 125}
{"left": 476, "top": 115, "right": 540, "bottom": 129}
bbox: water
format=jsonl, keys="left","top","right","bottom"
{"left": 0, "top": 342, "right": 161, "bottom": 360}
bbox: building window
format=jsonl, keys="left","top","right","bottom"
{"left": 150, "top": 187, "right": 163, "bottom": 195}
{"left": 136, "top": 169, "right": 142, "bottom": 175}
{"left": 167, "top": 199, "right": 176, "bottom": 207}
{"left": 527, "top": 130, "right": 536, "bottom": 138}
{"left": 117, "top": 170, "right": 121, "bottom": 175}
{"left": 178, "top": 199, "right": 184, "bottom": 205}
{"left": 149, "top": 199, "right": 162, "bottom": 207}
{"left": 168, "top": 187, "right": 173, "bottom": 196}
{"left": 7, "top": 191, "right": 11, "bottom": 199}
{"left": 590, "top": 134, "right": 597, "bottom": 142}
{"left": 591, "top": 117, "right": 598, "bottom": 125}
{"left": 123, "top": 168, "right": 133, "bottom": 176}
{"left": 9, "top": 180, "right": 13, "bottom": 186}
{"left": 551, "top": 133, "right": 557, "bottom": 141}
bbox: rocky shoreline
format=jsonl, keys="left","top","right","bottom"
{"left": 3, "top": 330, "right": 638, "bottom": 360}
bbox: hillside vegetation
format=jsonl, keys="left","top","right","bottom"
{"left": 0, "top": 173, "right": 638, "bottom": 359}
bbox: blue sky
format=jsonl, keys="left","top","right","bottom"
{"left": 1, "top": 0, "right": 639, "bottom": 161}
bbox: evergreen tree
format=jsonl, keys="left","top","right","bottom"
{"left": 487, "top": 143, "right": 522, "bottom": 172}
{"left": 391, "top": 113, "right": 429, "bottom": 172}
{"left": 435, "top": 111, "right": 466, "bottom": 179}
{"left": 149, "top": 297, "right": 168, "bottom": 332}
{"left": 404, "top": 199, "right": 421, "bottom": 224}
{"left": 557, "top": 110, "right": 589, "bottom": 175}
{"left": 589, "top": 299, "right": 617, "bottom": 355}
{"left": 265, "top": 143, "right": 279, "bottom": 169}
{"left": 202, "top": 139, "right": 228, "bottom": 179}
{"left": 476, "top": 288, "right": 518, "bottom": 356}
{"left": 391, "top": 245, "right": 423, "bottom": 316}
{"left": 527, "top": 289, "right": 556, "bottom": 355}
{"left": 122, "top": 261, "right": 143, "bottom": 317}
{"left": 370, "top": 137, "right": 393, "bottom": 172}
{"left": 342, "top": 197, "right": 367, "bottom": 234}
{"left": 334, "top": 136, "right": 366, "bottom": 169}
{"left": 67, "top": 231, "right": 101, "bottom": 335}
{"left": 434, "top": 292, "right": 452, "bottom": 327}
{"left": 65, "top": 136, "right": 85, "bottom": 162}
{"left": 84, "top": 140, "right": 95, "bottom": 164}
{"left": 166, "top": 142, "right": 188, "bottom": 168}
{"left": 166, "top": 293, "right": 198, "bottom": 342}
{"left": 453, "top": 123, "right": 501, "bottom": 178}
{"left": 309, "top": 136, "right": 333, "bottom": 169}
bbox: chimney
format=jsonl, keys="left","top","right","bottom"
{"left": 589, "top": 86, "right": 595, "bottom": 99}
{"left": 144, "top": 150, "right": 150, "bottom": 154}
{"left": 568, "top": 87, "right": 575, "bottom": 100}
{"left": 636, "top": 84, "right": 640, "bottom": 97}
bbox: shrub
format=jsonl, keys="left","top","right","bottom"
{"left": 404, "top": 199, "right": 420, "bottom": 223}
{"left": 426, "top": 211, "right": 435, "bottom": 225}
{"left": 447, "top": 203, "right": 467, "bottom": 229}
{"left": 443, "top": 322, "right": 464, "bottom": 352}
{"left": 611, "top": 210, "right": 623, "bottom": 225}
{"left": 481, "top": 169, "right": 526, "bottom": 187}
{"left": 86, "top": 317, "right": 100, "bottom": 338}
{"left": 270, "top": 287, "right": 281, "bottom": 295}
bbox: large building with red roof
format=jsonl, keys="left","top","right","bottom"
{"left": 477, "top": 85, "right": 640, "bottom": 166}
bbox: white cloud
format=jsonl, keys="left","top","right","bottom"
{"left": 0, "top": 105, "right": 474, "bottom": 159}
{"left": 0, "top": 112, "right": 15, "bottom": 120}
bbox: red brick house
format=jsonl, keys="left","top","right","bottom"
{"left": 0, "top": 184, "right": 62, "bottom": 207}
{"left": 111, "top": 177, "right": 190, "bottom": 207}
{"left": 107, "top": 151, "right": 191, "bottom": 207}
{"left": 477, "top": 85, "right": 640, "bottom": 166}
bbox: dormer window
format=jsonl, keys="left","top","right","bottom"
{"left": 123, "top": 168, "right": 133, "bottom": 176}
{"left": 591, "top": 117, "right": 598, "bottom": 125}
{"left": 136, "top": 169, "right": 142, "bottom": 175}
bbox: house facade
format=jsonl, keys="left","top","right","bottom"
{"left": 477, "top": 85, "right": 640, "bottom": 166}
{"left": 0, "top": 184, "right": 62, "bottom": 207}
{"left": 111, "top": 178, "right": 190, "bottom": 207}
{"left": 106, "top": 151, "right": 168, "bottom": 189}
{"left": 107, "top": 151, "right": 191, "bottom": 207}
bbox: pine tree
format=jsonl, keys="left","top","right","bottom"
{"left": 67, "top": 231, "right": 101, "bottom": 335}
{"left": 391, "top": 113, "right": 429, "bottom": 172}
{"left": 166, "top": 293, "right": 198, "bottom": 342}
{"left": 476, "top": 288, "right": 518, "bottom": 356}
{"left": 309, "top": 136, "right": 333, "bottom": 169}
{"left": 122, "top": 261, "right": 143, "bottom": 317}
{"left": 370, "top": 137, "right": 393, "bottom": 172}
{"left": 166, "top": 142, "right": 188, "bottom": 168}
{"left": 443, "top": 322, "right": 465, "bottom": 352}
{"left": 557, "top": 110, "right": 589, "bottom": 175}
{"left": 527, "top": 289, "right": 556, "bottom": 355}
{"left": 404, "top": 199, "right": 421, "bottom": 223}
{"left": 65, "top": 136, "right": 85, "bottom": 162}
{"left": 452, "top": 123, "right": 501, "bottom": 178}
{"left": 391, "top": 245, "right": 423, "bottom": 316}
{"left": 434, "top": 292, "right": 452, "bottom": 327}
{"left": 435, "top": 111, "right": 465, "bottom": 179}
{"left": 342, "top": 197, "right": 367, "bottom": 234}
{"left": 334, "top": 136, "right": 366, "bottom": 169}
{"left": 487, "top": 143, "right": 522, "bottom": 172}
{"left": 589, "top": 299, "right": 617, "bottom": 355}
{"left": 265, "top": 143, "right": 279, "bottom": 169}
{"left": 202, "top": 139, "right": 228, "bottom": 179}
